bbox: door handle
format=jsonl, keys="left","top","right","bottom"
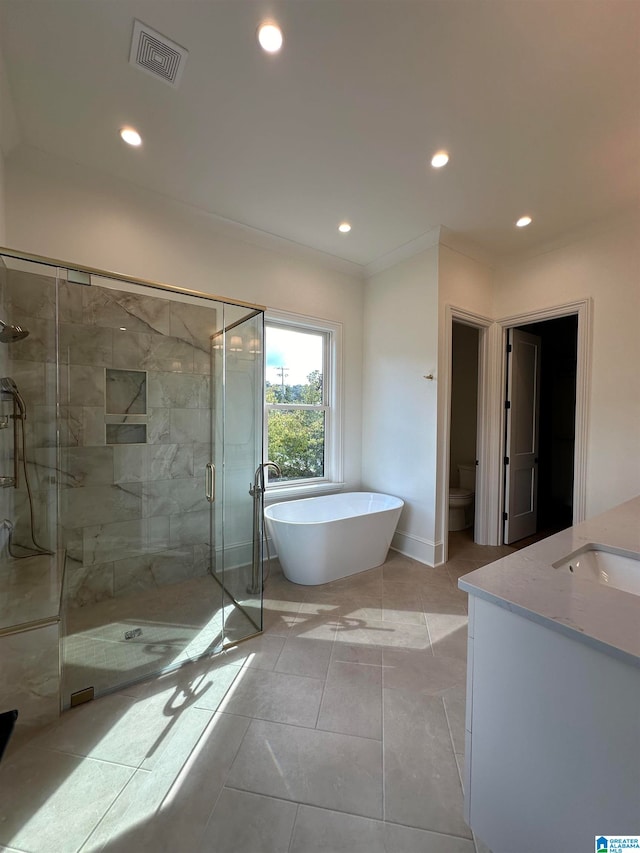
{"left": 205, "top": 463, "right": 215, "bottom": 503}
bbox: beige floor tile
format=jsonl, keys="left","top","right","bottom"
{"left": 290, "top": 804, "right": 476, "bottom": 853}
{"left": 450, "top": 542, "right": 514, "bottom": 563}
{"left": 331, "top": 640, "right": 383, "bottom": 666}
{"left": 304, "top": 583, "right": 382, "bottom": 607}
{"left": 445, "top": 558, "right": 488, "bottom": 581}
{"left": 443, "top": 683, "right": 467, "bottom": 754}
{"left": 0, "top": 746, "right": 134, "bottom": 853}
{"left": 118, "top": 656, "right": 244, "bottom": 723}
{"left": 426, "top": 611, "right": 469, "bottom": 660}
{"left": 207, "top": 667, "right": 324, "bottom": 727}
{"left": 316, "top": 659, "right": 383, "bottom": 740}
{"left": 474, "top": 832, "right": 494, "bottom": 853}
{"left": 382, "top": 647, "right": 466, "bottom": 694}
{"left": 199, "top": 788, "right": 297, "bottom": 853}
{"left": 31, "top": 692, "right": 178, "bottom": 768}
{"left": 382, "top": 587, "right": 428, "bottom": 626}
{"left": 263, "top": 577, "right": 308, "bottom": 604}
{"left": 334, "top": 598, "right": 384, "bottom": 623}
{"left": 261, "top": 599, "right": 301, "bottom": 636}
{"left": 274, "top": 636, "right": 333, "bottom": 679}
{"left": 227, "top": 719, "right": 383, "bottom": 818}
{"left": 222, "top": 633, "right": 286, "bottom": 670}
{"left": 81, "top": 711, "right": 250, "bottom": 853}
{"left": 383, "top": 688, "right": 471, "bottom": 838}
{"left": 80, "top": 706, "right": 215, "bottom": 851}
{"left": 2, "top": 545, "right": 517, "bottom": 851}
{"left": 333, "top": 617, "right": 431, "bottom": 652}
{"left": 288, "top": 610, "right": 339, "bottom": 642}
{"left": 317, "top": 565, "right": 383, "bottom": 594}
{"left": 384, "top": 564, "right": 454, "bottom": 590}
{"left": 454, "top": 751, "right": 465, "bottom": 790}
{"left": 382, "top": 552, "right": 441, "bottom": 579}
{"left": 420, "top": 584, "right": 469, "bottom": 615}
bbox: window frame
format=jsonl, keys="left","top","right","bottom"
{"left": 264, "top": 309, "right": 343, "bottom": 498}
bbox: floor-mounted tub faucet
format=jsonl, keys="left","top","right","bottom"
{"left": 248, "top": 461, "right": 282, "bottom": 594}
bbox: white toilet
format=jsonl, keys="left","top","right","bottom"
{"left": 449, "top": 462, "right": 476, "bottom": 531}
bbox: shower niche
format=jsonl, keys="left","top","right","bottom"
{"left": 105, "top": 368, "right": 148, "bottom": 444}
{"left": 0, "top": 250, "right": 265, "bottom": 736}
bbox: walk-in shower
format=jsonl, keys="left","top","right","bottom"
{"left": 0, "top": 249, "right": 265, "bottom": 738}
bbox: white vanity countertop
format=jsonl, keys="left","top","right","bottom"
{"left": 458, "top": 496, "right": 640, "bottom": 668}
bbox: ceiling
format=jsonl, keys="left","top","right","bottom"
{"left": 1, "top": 0, "right": 639, "bottom": 268}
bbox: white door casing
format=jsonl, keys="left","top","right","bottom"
{"left": 504, "top": 328, "right": 542, "bottom": 544}
{"left": 438, "top": 298, "right": 590, "bottom": 560}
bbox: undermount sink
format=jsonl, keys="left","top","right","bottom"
{"left": 553, "top": 545, "right": 640, "bottom": 596}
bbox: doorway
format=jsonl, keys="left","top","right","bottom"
{"left": 503, "top": 314, "right": 578, "bottom": 546}
{"left": 448, "top": 321, "right": 480, "bottom": 550}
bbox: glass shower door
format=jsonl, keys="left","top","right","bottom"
{"left": 211, "top": 306, "right": 264, "bottom": 646}
{"left": 54, "top": 268, "right": 264, "bottom": 706}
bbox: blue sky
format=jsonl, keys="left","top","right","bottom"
{"left": 265, "top": 327, "right": 322, "bottom": 385}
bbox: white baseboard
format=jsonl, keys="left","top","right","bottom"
{"left": 214, "top": 540, "right": 253, "bottom": 571}
{"left": 390, "top": 530, "right": 444, "bottom": 567}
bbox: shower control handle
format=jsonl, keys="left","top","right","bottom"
{"left": 205, "top": 463, "right": 215, "bottom": 503}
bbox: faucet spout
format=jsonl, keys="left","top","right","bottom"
{"left": 250, "top": 461, "right": 282, "bottom": 497}
{"left": 263, "top": 461, "right": 282, "bottom": 479}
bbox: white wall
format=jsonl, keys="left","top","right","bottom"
{"left": 494, "top": 216, "right": 640, "bottom": 517}
{"left": 437, "top": 243, "right": 495, "bottom": 551}
{"left": 362, "top": 245, "right": 440, "bottom": 564}
{"left": 0, "top": 42, "right": 19, "bottom": 243}
{"left": 438, "top": 241, "right": 495, "bottom": 320}
{"left": 6, "top": 146, "right": 366, "bottom": 490}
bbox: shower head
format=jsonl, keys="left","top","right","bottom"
{"left": 0, "top": 321, "right": 29, "bottom": 343}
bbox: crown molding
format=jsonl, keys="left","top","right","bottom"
{"left": 438, "top": 227, "right": 496, "bottom": 267}
{"left": 496, "top": 206, "right": 640, "bottom": 268}
{"left": 8, "top": 145, "right": 366, "bottom": 280}
{"left": 364, "top": 226, "right": 441, "bottom": 278}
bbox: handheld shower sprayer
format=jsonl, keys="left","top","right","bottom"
{"left": 0, "top": 377, "right": 27, "bottom": 419}
{"left": 0, "top": 376, "right": 53, "bottom": 558}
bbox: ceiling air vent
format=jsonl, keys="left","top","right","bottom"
{"left": 129, "top": 20, "right": 188, "bottom": 89}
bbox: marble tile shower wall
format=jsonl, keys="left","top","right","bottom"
{"left": 0, "top": 262, "right": 11, "bottom": 543}
{"left": 5, "top": 269, "right": 218, "bottom": 608}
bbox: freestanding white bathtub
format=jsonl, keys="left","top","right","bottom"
{"left": 264, "top": 492, "right": 404, "bottom": 585}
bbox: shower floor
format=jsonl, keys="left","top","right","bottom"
{"left": 62, "top": 573, "right": 259, "bottom": 704}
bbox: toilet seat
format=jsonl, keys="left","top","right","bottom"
{"left": 449, "top": 487, "right": 473, "bottom": 505}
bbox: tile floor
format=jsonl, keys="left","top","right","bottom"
{"left": 61, "top": 573, "right": 257, "bottom": 701}
{"left": 0, "top": 533, "right": 513, "bottom": 853}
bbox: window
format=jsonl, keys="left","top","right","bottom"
{"left": 264, "top": 311, "right": 342, "bottom": 490}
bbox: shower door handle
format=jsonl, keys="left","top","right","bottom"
{"left": 205, "top": 463, "right": 215, "bottom": 503}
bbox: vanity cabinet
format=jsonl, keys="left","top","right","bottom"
{"left": 463, "top": 595, "right": 640, "bottom": 853}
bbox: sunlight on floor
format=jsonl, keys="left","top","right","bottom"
{"left": 1, "top": 545, "right": 510, "bottom": 853}
{"left": 16, "top": 654, "right": 254, "bottom": 852}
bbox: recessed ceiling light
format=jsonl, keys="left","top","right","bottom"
{"left": 338, "top": 222, "right": 352, "bottom": 233}
{"left": 258, "top": 22, "right": 283, "bottom": 53}
{"left": 431, "top": 150, "right": 449, "bottom": 169}
{"left": 516, "top": 216, "right": 533, "bottom": 228}
{"left": 120, "top": 127, "right": 142, "bottom": 147}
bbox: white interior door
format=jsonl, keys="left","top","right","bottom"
{"left": 504, "top": 328, "right": 541, "bottom": 544}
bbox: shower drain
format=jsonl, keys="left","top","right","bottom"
{"left": 124, "top": 628, "right": 143, "bottom": 640}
